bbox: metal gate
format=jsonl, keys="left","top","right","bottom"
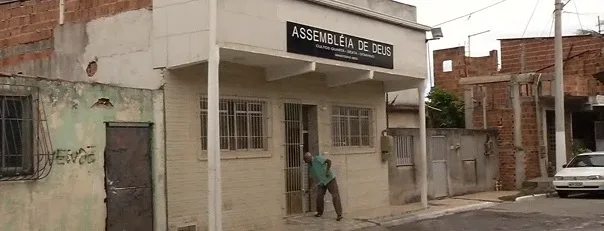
{"left": 284, "top": 103, "right": 309, "bottom": 215}
{"left": 430, "top": 135, "right": 449, "bottom": 198}
{"left": 105, "top": 124, "right": 154, "bottom": 231}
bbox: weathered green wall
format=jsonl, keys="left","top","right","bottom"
{"left": 0, "top": 76, "right": 160, "bottom": 231}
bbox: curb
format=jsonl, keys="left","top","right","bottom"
{"left": 514, "top": 193, "right": 547, "bottom": 202}
{"left": 377, "top": 202, "right": 497, "bottom": 227}
{"left": 515, "top": 192, "right": 558, "bottom": 202}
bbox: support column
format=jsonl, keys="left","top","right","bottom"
{"left": 464, "top": 86, "right": 474, "bottom": 129}
{"left": 482, "top": 86, "right": 487, "bottom": 129}
{"left": 418, "top": 80, "right": 428, "bottom": 208}
{"left": 207, "top": 0, "right": 222, "bottom": 229}
{"left": 534, "top": 76, "right": 547, "bottom": 178}
{"left": 511, "top": 76, "right": 525, "bottom": 189}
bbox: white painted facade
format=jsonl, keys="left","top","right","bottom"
{"left": 153, "top": 0, "right": 430, "bottom": 230}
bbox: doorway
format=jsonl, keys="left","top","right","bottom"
{"left": 104, "top": 123, "right": 154, "bottom": 231}
{"left": 546, "top": 110, "right": 556, "bottom": 176}
{"left": 431, "top": 135, "right": 449, "bottom": 198}
{"left": 283, "top": 103, "right": 319, "bottom": 215}
{"left": 572, "top": 111, "right": 597, "bottom": 151}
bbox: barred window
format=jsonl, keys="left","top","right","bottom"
{"left": 0, "top": 96, "right": 34, "bottom": 177}
{"left": 395, "top": 136, "right": 414, "bottom": 166}
{"left": 200, "top": 97, "right": 267, "bottom": 151}
{"left": 331, "top": 106, "right": 372, "bottom": 147}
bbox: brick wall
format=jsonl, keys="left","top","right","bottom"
{"left": 433, "top": 46, "right": 540, "bottom": 189}
{"left": 500, "top": 35, "right": 604, "bottom": 96}
{"left": 0, "top": 0, "right": 151, "bottom": 69}
{"left": 433, "top": 46, "right": 498, "bottom": 98}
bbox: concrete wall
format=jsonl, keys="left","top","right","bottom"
{"left": 387, "top": 128, "right": 499, "bottom": 205}
{"left": 0, "top": 9, "right": 162, "bottom": 89}
{"left": 164, "top": 62, "right": 388, "bottom": 230}
{"left": 388, "top": 89, "right": 419, "bottom": 106}
{"left": 153, "top": 0, "right": 427, "bottom": 78}
{"left": 388, "top": 110, "right": 419, "bottom": 128}
{"left": 0, "top": 76, "right": 164, "bottom": 231}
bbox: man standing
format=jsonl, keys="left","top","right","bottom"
{"left": 303, "top": 152, "right": 343, "bottom": 221}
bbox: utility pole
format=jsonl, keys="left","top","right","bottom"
{"left": 598, "top": 16, "right": 601, "bottom": 34}
{"left": 418, "top": 79, "right": 428, "bottom": 208}
{"left": 422, "top": 28, "right": 443, "bottom": 209}
{"left": 207, "top": 0, "right": 222, "bottom": 229}
{"left": 554, "top": 0, "right": 567, "bottom": 172}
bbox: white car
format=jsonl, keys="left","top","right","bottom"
{"left": 553, "top": 152, "right": 604, "bottom": 198}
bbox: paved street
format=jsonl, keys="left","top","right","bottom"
{"left": 384, "top": 194, "right": 604, "bottom": 231}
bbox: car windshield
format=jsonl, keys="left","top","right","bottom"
{"left": 567, "top": 154, "right": 604, "bottom": 167}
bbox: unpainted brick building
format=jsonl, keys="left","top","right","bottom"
{"left": 434, "top": 35, "right": 604, "bottom": 190}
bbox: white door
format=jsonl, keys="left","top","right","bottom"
{"left": 431, "top": 136, "right": 449, "bottom": 198}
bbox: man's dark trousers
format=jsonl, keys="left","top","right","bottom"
{"left": 316, "top": 178, "right": 342, "bottom": 216}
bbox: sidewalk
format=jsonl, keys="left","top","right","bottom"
{"left": 285, "top": 191, "right": 518, "bottom": 231}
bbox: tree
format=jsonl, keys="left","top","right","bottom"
{"left": 426, "top": 87, "right": 465, "bottom": 128}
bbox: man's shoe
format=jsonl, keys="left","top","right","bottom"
{"left": 336, "top": 215, "right": 343, "bottom": 221}
{"left": 314, "top": 213, "right": 322, "bottom": 217}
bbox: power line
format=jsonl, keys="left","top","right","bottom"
{"left": 572, "top": 0, "right": 583, "bottom": 30}
{"left": 432, "top": 0, "right": 509, "bottom": 27}
{"left": 541, "top": 11, "right": 555, "bottom": 37}
{"left": 548, "top": 10, "right": 555, "bottom": 36}
{"left": 522, "top": 0, "right": 541, "bottom": 37}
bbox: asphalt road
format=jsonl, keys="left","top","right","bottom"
{"left": 386, "top": 194, "right": 604, "bottom": 231}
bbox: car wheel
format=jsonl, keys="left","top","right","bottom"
{"left": 557, "top": 191, "right": 569, "bottom": 198}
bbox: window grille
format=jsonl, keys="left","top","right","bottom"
{"left": 200, "top": 96, "right": 268, "bottom": 151}
{"left": 395, "top": 136, "right": 414, "bottom": 166}
{"left": 331, "top": 106, "right": 373, "bottom": 147}
{"left": 0, "top": 84, "right": 53, "bottom": 181}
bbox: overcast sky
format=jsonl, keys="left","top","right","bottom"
{"left": 397, "top": 0, "right": 604, "bottom": 57}
{"left": 389, "top": 0, "right": 603, "bottom": 104}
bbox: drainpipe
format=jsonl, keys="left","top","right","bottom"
{"left": 207, "top": 0, "right": 222, "bottom": 229}
{"left": 385, "top": 91, "right": 390, "bottom": 129}
{"left": 59, "top": 0, "right": 65, "bottom": 25}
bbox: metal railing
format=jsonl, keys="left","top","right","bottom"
{"left": 0, "top": 83, "right": 53, "bottom": 181}
{"left": 394, "top": 136, "right": 414, "bottom": 166}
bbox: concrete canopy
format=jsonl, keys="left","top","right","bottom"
{"left": 171, "top": 43, "right": 425, "bottom": 92}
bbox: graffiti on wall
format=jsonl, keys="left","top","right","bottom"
{"left": 53, "top": 145, "right": 96, "bottom": 165}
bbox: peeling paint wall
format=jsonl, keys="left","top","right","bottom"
{"left": 1, "top": 9, "right": 163, "bottom": 90}
{"left": 0, "top": 76, "right": 164, "bottom": 231}
{"left": 0, "top": 5, "right": 167, "bottom": 231}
